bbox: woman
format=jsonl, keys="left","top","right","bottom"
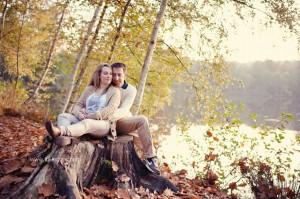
{"left": 45, "top": 63, "right": 120, "bottom": 139}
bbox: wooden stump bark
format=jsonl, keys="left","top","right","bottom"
{"left": 7, "top": 135, "right": 177, "bottom": 199}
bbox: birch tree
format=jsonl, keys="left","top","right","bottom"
{"left": 0, "top": 0, "right": 9, "bottom": 39}
{"left": 107, "top": 0, "right": 131, "bottom": 62}
{"left": 14, "top": 0, "right": 28, "bottom": 91}
{"left": 132, "top": 0, "right": 167, "bottom": 114}
{"left": 61, "top": 0, "right": 103, "bottom": 113}
{"left": 68, "top": 0, "right": 109, "bottom": 111}
{"left": 26, "top": 2, "right": 69, "bottom": 103}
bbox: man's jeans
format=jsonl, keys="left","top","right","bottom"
{"left": 57, "top": 113, "right": 155, "bottom": 158}
{"left": 116, "top": 115, "right": 155, "bottom": 159}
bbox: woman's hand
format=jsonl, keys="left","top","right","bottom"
{"left": 81, "top": 108, "right": 87, "bottom": 114}
{"left": 78, "top": 112, "right": 86, "bottom": 120}
{"left": 86, "top": 112, "right": 102, "bottom": 120}
{"left": 78, "top": 109, "right": 87, "bottom": 120}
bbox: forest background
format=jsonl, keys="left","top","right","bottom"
{"left": 0, "top": 0, "right": 300, "bottom": 198}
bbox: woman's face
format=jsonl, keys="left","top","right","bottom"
{"left": 100, "top": 66, "right": 112, "bottom": 86}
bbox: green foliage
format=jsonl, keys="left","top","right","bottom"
{"left": 163, "top": 116, "right": 300, "bottom": 197}
{"left": 0, "top": 0, "right": 299, "bottom": 119}
{"left": 176, "top": 115, "right": 193, "bottom": 134}
{"left": 0, "top": 82, "right": 28, "bottom": 111}
{"left": 0, "top": 0, "right": 60, "bottom": 77}
{"left": 236, "top": 158, "right": 300, "bottom": 199}
{"left": 102, "top": 159, "right": 112, "bottom": 167}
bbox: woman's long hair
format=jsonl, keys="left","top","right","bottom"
{"left": 89, "top": 63, "right": 110, "bottom": 88}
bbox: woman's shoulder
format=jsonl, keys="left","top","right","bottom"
{"left": 80, "top": 86, "right": 96, "bottom": 97}
{"left": 126, "top": 83, "right": 137, "bottom": 94}
{"left": 84, "top": 85, "right": 96, "bottom": 92}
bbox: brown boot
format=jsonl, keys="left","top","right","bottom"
{"left": 45, "top": 121, "right": 61, "bottom": 138}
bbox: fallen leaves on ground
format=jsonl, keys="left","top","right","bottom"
{"left": 82, "top": 163, "right": 230, "bottom": 199}
{"left": 0, "top": 115, "right": 231, "bottom": 198}
{"left": 0, "top": 175, "right": 24, "bottom": 190}
{"left": 0, "top": 115, "right": 45, "bottom": 160}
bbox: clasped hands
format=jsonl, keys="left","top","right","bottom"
{"left": 78, "top": 108, "right": 98, "bottom": 120}
{"left": 78, "top": 108, "right": 91, "bottom": 120}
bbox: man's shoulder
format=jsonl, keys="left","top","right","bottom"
{"left": 126, "top": 83, "right": 137, "bottom": 92}
{"left": 122, "top": 84, "right": 136, "bottom": 94}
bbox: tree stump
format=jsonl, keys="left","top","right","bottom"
{"left": 7, "top": 135, "right": 178, "bottom": 199}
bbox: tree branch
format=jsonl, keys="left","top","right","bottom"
{"left": 230, "top": 0, "right": 274, "bottom": 20}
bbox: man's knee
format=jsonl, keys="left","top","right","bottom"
{"left": 137, "top": 115, "right": 149, "bottom": 126}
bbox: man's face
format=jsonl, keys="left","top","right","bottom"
{"left": 112, "top": 67, "right": 125, "bottom": 87}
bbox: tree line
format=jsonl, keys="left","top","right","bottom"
{"left": 0, "top": 0, "right": 299, "bottom": 122}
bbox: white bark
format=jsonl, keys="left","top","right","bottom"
{"left": 0, "top": 0, "right": 8, "bottom": 39}
{"left": 61, "top": 0, "right": 103, "bottom": 113}
{"left": 132, "top": 0, "right": 168, "bottom": 114}
{"left": 107, "top": 0, "right": 131, "bottom": 62}
{"left": 68, "top": 0, "right": 108, "bottom": 112}
{"left": 15, "top": 0, "right": 28, "bottom": 91}
{"left": 27, "top": 4, "right": 68, "bottom": 102}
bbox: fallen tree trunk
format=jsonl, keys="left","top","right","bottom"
{"left": 6, "top": 135, "right": 177, "bottom": 199}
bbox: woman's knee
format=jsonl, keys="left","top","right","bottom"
{"left": 81, "top": 119, "right": 110, "bottom": 135}
{"left": 81, "top": 119, "right": 94, "bottom": 129}
{"left": 58, "top": 113, "right": 73, "bottom": 120}
{"left": 57, "top": 113, "right": 77, "bottom": 126}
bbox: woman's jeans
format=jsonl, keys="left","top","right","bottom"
{"left": 57, "top": 113, "right": 110, "bottom": 137}
{"left": 57, "top": 113, "right": 155, "bottom": 158}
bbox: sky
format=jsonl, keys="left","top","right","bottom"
{"left": 75, "top": 0, "right": 300, "bottom": 63}
{"left": 164, "top": 2, "right": 300, "bottom": 63}
{"left": 225, "top": 18, "right": 299, "bottom": 62}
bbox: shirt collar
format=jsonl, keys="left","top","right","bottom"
{"left": 121, "top": 81, "right": 128, "bottom": 89}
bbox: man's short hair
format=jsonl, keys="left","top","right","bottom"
{"left": 111, "top": 62, "right": 127, "bottom": 72}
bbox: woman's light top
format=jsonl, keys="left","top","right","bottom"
{"left": 86, "top": 92, "right": 107, "bottom": 114}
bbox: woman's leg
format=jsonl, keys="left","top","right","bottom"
{"left": 57, "top": 113, "right": 80, "bottom": 127}
{"left": 60, "top": 119, "right": 110, "bottom": 137}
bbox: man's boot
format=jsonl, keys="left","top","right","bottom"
{"left": 144, "top": 156, "right": 160, "bottom": 175}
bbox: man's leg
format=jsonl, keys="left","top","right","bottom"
{"left": 116, "top": 115, "right": 160, "bottom": 175}
{"left": 116, "top": 115, "right": 155, "bottom": 158}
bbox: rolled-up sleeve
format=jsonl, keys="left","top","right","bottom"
{"left": 111, "top": 85, "right": 137, "bottom": 120}
{"left": 71, "top": 86, "right": 93, "bottom": 117}
{"left": 87, "top": 87, "right": 121, "bottom": 120}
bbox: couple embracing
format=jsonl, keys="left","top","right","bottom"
{"left": 45, "top": 62, "right": 160, "bottom": 175}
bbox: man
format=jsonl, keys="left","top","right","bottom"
{"left": 110, "top": 62, "right": 160, "bottom": 175}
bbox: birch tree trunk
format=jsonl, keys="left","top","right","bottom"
{"left": 14, "top": 0, "right": 28, "bottom": 91}
{"left": 68, "top": 1, "right": 108, "bottom": 112}
{"left": 0, "top": 0, "right": 8, "bottom": 39}
{"left": 15, "top": 18, "right": 24, "bottom": 90}
{"left": 61, "top": 0, "right": 103, "bottom": 113}
{"left": 25, "top": 3, "right": 68, "bottom": 103}
{"left": 107, "top": 0, "right": 131, "bottom": 62}
{"left": 132, "top": 0, "right": 168, "bottom": 114}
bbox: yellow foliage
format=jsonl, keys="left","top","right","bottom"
{"left": 0, "top": 82, "right": 28, "bottom": 114}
